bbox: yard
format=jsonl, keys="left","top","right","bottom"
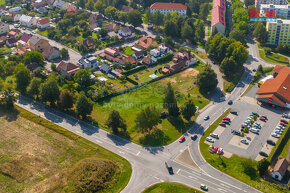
{"left": 0, "top": 107, "right": 131, "bottom": 193}
{"left": 123, "top": 46, "right": 135, "bottom": 56}
{"left": 199, "top": 110, "right": 288, "bottom": 193}
{"left": 92, "top": 67, "right": 210, "bottom": 146}
{"left": 142, "top": 182, "right": 203, "bottom": 193}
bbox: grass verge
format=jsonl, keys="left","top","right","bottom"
{"left": 199, "top": 109, "right": 287, "bottom": 193}
{"left": 223, "top": 70, "right": 244, "bottom": 93}
{"left": 142, "top": 182, "right": 203, "bottom": 193}
{"left": 259, "top": 50, "right": 289, "bottom": 66}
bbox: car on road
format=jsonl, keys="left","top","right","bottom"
{"left": 223, "top": 117, "right": 231, "bottom": 121}
{"left": 240, "top": 139, "right": 249, "bottom": 144}
{"left": 165, "top": 161, "right": 173, "bottom": 175}
{"left": 252, "top": 112, "right": 259, "bottom": 117}
{"left": 210, "top": 133, "right": 219, "bottom": 139}
{"left": 250, "top": 128, "right": 259, "bottom": 134}
{"left": 266, "top": 139, "right": 276, "bottom": 146}
{"left": 204, "top": 115, "right": 210, "bottom": 120}
{"left": 259, "top": 151, "right": 268, "bottom": 157}
{"left": 200, "top": 184, "right": 208, "bottom": 191}
{"left": 179, "top": 136, "right": 185, "bottom": 143}
{"left": 260, "top": 117, "right": 266, "bottom": 121}
{"left": 281, "top": 119, "right": 288, "bottom": 124}
{"left": 252, "top": 68, "right": 256, "bottom": 72}
{"left": 191, "top": 135, "right": 198, "bottom": 140}
{"left": 219, "top": 122, "right": 226, "bottom": 127}
{"left": 230, "top": 111, "right": 238, "bottom": 115}
{"left": 271, "top": 133, "right": 280, "bottom": 138}
{"left": 206, "top": 137, "right": 214, "bottom": 143}
{"left": 228, "top": 100, "right": 233, "bottom": 105}
{"left": 32, "top": 31, "right": 36, "bottom": 34}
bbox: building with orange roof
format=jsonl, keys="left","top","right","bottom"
{"left": 256, "top": 65, "right": 290, "bottom": 108}
{"left": 211, "top": 0, "right": 226, "bottom": 34}
{"left": 150, "top": 2, "right": 187, "bottom": 16}
{"left": 138, "top": 36, "right": 154, "bottom": 49}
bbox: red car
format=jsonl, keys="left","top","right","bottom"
{"left": 223, "top": 117, "right": 230, "bottom": 121}
{"left": 280, "top": 122, "right": 287, "bottom": 127}
{"left": 260, "top": 117, "right": 266, "bottom": 121}
{"left": 219, "top": 122, "right": 226, "bottom": 127}
{"left": 212, "top": 146, "right": 218, "bottom": 153}
{"left": 281, "top": 119, "right": 289, "bottom": 124}
{"left": 179, "top": 136, "right": 185, "bottom": 143}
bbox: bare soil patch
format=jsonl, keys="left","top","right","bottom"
{"left": 180, "top": 68, "right": 199, "bottom": 78}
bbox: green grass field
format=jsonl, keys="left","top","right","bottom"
{"left": 142, "top": 182, "right": 203, "bottom": 193}
{"left": 259, "top": 50, "right": 289, "bottom": 65}
{"left": 0, "top": 0, "right": 5, "bottom": 5}
{"left": 92, "top": 67, "right": 209, "bottom": 146}
{"left": 123, "top": 46, "right": 135, "bottom": 56}
{"left": 199, "top": 110, "right": 288, "bottom": 193}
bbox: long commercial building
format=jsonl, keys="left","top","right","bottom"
{"left": 255, "top": 0, "right": 287, "bottom": 9}
{"left": 211, "top": 0, "right": 226, "bottom": 34}
{"left": 260, "top": 4, "right": 290, "bottom": 19}
{"left": 266, "top": 19, "right": 290, "bottom": 45}
{"left": 150, "top": 2, "right": 187, "bottom": 16}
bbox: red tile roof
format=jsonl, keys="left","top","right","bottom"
{"left": 273, "top": 65, "right": 286, "bottom": 74}
{"left": 139, "top": 36, "right": 154, "bottom": 49}
{"left": 211, "top": 6, "right": 225, "bottom": 27}
{"left": 150, "top": 3, "right": 187, "bottom": 10}
{"left": 273, "top": 158, "right": 288, "bottom": 176}
{"left": 67, "top": 5, "right": 77, "bottom": 12}
{"left": 121, "top": 56, "right": 136, "bottom": 64}
{"left": 213, "top": 0, "right": 225, "bottom": 10}
{"left": 38, "top": 18, "right": 50, "bottom": 25}
{"left": 257, "top": 93, "right": 286, "bottom": 106}
{"left": 57, "top": 61, "right": 80, "bottom": 75}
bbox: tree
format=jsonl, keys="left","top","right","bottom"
{"left": 117, "top": 11, "right": 128, "bottom": 24}
{"left": 85, "top": 0, "right": 94, "bottom": 10}
{"left": 40, "top": 79, "right": 60, "bottom": 105}
{"left": 151, "top": 11, "right": 164, "bottom": 27}
{"left": 220, "top": 56, "right": 237, "bottom": 76}
{"left": 27, "top": 77, "right": 41, "bottom": 98}
{"left": 264, "top": 47, "right": 271, "bottom": 55}
{"left": 164, "top": 19, "right": 178, "bottom": 38}
{"left": 181, "top": 99, "right": 196, "bottom": 121}
{"left": 229, "top": 28, "right": 246, "bottom": 45}
{"left": 257, "top": 64, "right": 264, "bottom": 74}
{"left": 257, "top": 158, "right": 270, "bottom": 176}
{"left": 14, "top": 64, "right": 31, "bottom": 94}
{"left": 163, "top": 83, "right": 179, "bottom": 116}
{"left": 232, "top": 8, "right": 249, "bottom": 24}
{"left": 197, "top": 64, "right": 218, "bottom": 93}
{"left": 135, "top": 105, "right": 160, "bottom": 133}
{"left": 60, "top": 48, "right": 69, "bottom": 59}
{"left": 244, "top": 0, "right": 255, "bottom": 7}
{"left": 196, "top": 20, "right": 205, "bottom": 42}
{"left": 199, "top": 3, "right": 209, "bottom": 21}
{"left": 58, "top": 89, "right": 74, "bottom": 110}
{"left": 105, "top": 6, "right": 117, "bottom": 20}
{"left": 127, "top": 10, "right": 142, "bottom": 28}
{"left": 106, "top": 110, "right": 126, "bottom": 133}
{"left": 94, "top": 0, "right": 106, "bottom": 14}
{"left": 74, "top": 69, "right": 91, "bottom": 88}
{"left": 77, "top": 0, "right": 85, "bottom": 8}
{"left": 253, "top": 23, "right": 268, "bottom": 44}
{"left": 188, "top": 0, "right": 201, "bottom": 14}
{"left": 23, "top": 51, "right": 43, "bottom": 65}
{"left": 75, "top": 94, "right": 93, "bottom": 119}
{"left": 181, "top": 22, "right": 194, "bottom": 42}
{"left": 0, "top": 83, "right": 16, "bottom": 109}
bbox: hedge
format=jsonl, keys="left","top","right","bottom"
{"left": 125, "top": 76, "right": 138, "bottom": 85}
{"left": 157, "top": 53, "right": 173, "bottom": 63}
{"left": 123, "top": 65, "right": 147, "bottom": 76}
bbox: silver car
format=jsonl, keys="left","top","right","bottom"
{"left": 206, "top": 137, "right": 214, "bottom": 143}
{"left": 271, "top": 133, "right": 280, "bottom": 138}
{"left": 210, "top": 133, "right": 219, "bottom": 139}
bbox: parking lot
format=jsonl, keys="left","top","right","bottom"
{"left": 207, "top": 99, "right": 285, "bottom": 159}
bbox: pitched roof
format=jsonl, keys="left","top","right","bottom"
{"left": 7, "top": 37, "right": 17, "bottom": 44}
{"left": 257, "top": 66, "right": 290, "bottom": 102}
{"left": 213, "top": 0, "right": 225, "bottom": 9}
{"left": 29, "top": 35, "right": 42, "bottom": 46}
{"left": 120, "top": 26, "right": 133, "bottom": 34}
{"left": 20, "top": 33, "right": 33, "bottom": 43}
{"left": 139, "top": 36, "right": 154, "bottom": 49}
{"left": 121, "top": 56, "right": 136, "bottom": 64}
{"left": 142, "top": 57, "right": 152, "bottom": 64}
{"left": 211, "top": 5, "right": 225, "bottom": 27}
{"left": 67, "top": 5, "right": 77, "bottom": 12}
{"left": 100, "top": 64, "right": 112, "bottom": 72}
{"left": 273, "top": 65, "right": 286, "bottom": 74}
{"left": 273, "top": 158, "right": 288, "bottom": 176}
{"left": 57, "top": 61, "right": 79, "bottom": 73}
{"left": 150, "top": 2, "right": 187, "bottom": 10}
{"left": 42, "top": 46, "right": 59, "bottom": 58}
{"left": 0, "top": 36, "right": 7, "bottom": 41}
{"left": 20, "top": 15, "right": 33, "bottom": 23}
{"left": 38, "top": 18, "right": 50, "bottom": 25}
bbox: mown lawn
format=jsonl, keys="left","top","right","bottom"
{"left": 37, "top": 30, "right": 48, "bottom": 37}
{"left": 123, "top": 46, "right": 135, "bottom": 56}
{"left": 199, "top": 110, "right": 288, "bottom": 193}
{"left": 0, "top": 107, "right": 131, "bottom": 193}
{"left": 142, "top": 182, "right": 203, "bottom": 193}
{"left": 259, "top": 50, "right": 289, "bottom": 65}
{"left": 92, "top": 67, "right": 209, "bottom": 146}
{"left": 223, "top": 70, "right": 244, "bottom": 93}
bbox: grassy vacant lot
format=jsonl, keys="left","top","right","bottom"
{"left": 0, "top": 0, "right": 4, "bottom": 5}
{"left": 37, "top": 30, "right": 48, "bottom": 37}
{"left": 92, "top": 67, "right": 209, "bottom": 146}
{"left": 142, "top": 182, "right": 203, "bottom": 193}
{"left": 0, "top": 107, "right": 131, "bottom": 193}
{"left": 259, "top": 50, "right": 289, "bottom": 65}
{"left": 223, "top": 70, "right": 244, "bottom": 93}
{"left": 199, "top": 110, "right": 287, "bottom": 193}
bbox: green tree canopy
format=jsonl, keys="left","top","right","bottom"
{"left": 197, "top": 64, "right": 218, "bottom": 93}
{"left": 27, "top": 77, "right": 42, "bottom": 98}
{"left": 0, "top": 83, "right": 16, "bottom": 109}
{"left": 85, "top": 0, "right": 94, "bottom": 10}
{"left": 74, "top": 69, "right": 91, "bottom": 88}
{"left": 127, "top": 10, "right": 142, "bottom": 28}
{"left": 164, "top": 19, "right": 179, "bottom": 37}
{"left": 60, "top": 48, "right": 69, "bottom": 59}
{"left": 135, "top": 105, "right": 160, "bottom": 133}
{"left": 181, "top": 99, "right": 196, "bottom": 121}
{"left": 23, "top": 51, "right": 43, "bottom": 65}
{"left": 94, "top": 1, "right": 106, "bottom": 14}
{"left": 40, "top": 78, "right": 60, "bottom": 105}
{"left": 220, "top": 56, "right": 237, "bottom": 76}
{"left": 75, "top": 94, "right": 93, "bottom": 119}
{"left": 58, "top": 89, "right": 74, "bottom": 110}
{"left": 105, "top": 6, "right": 117, "bottom": 20}
{"left": 163, "top": 83, "right": 179, "bottom": 116}
{"left": 195, "top": 20, "right": 205, "bottom": 42}
{"left": 199, "top": 3, "right": 209, "bottom": 21}
{"left": 229, "top": 28, "right": 246, "bottom": 45}
{"left": 257, "top": 158, "right": 270, "bottom": 176}
{"left": 106, "top": 110, "right": 126, "bottom": 133}
{"left": 253, "top": 23, "right": 268, "bottom": 45}
{"left": 14, "top": 63, "right": 31, "bottom": 94}
{"left": 181, "top": 22, "right": 194, "bottom": 42}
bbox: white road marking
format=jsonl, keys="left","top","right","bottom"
{"left": 188, "top": 175, "right": 197, "bottom": 180}
{"left": 153, "top": 176, "right": 164, "bottom": 182}
{"left": 218, "top": 188, "right": 228, "bottom": 192}
{"left": 95, "top": 139, "right": 103, "bottom": 144}
{"left": 118, "top": 151, "right": 125, "bottom": 154}
{"left": 136, "top": 151, "right": 140, "bottom": 156}
{"left": 104, "top": 137, "right": 107, "bottom": 139}
{"left": 176, "top": 169, "right": 181, "bottom": 174}
{"left": 220, "top": 183, "right": 230, "bottom": 188}
{"left": 76, "top": 130, "right": 81, "bottom": 134}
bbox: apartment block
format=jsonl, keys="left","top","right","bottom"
{"left": 150, "top": 2, "right": 187, "bottom": 16}
{"left": 255, "top": 0, "right": 287, "bottom": 9}
{"left": 211, "top": 0, "right": 226, "bottom": 34}
{"left": 266, "top": 19, "right": 290, "bottom": 45}
{"left": 260, "top": 4, "right": 290, "bottom": 19}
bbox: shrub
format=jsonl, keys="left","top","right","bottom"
{"left": 253, "top": 115, "right": 257, "bottom": 121}
{"left": 257, "top": 158, "right": 270, "bottom": 177}
{"left": 123, "top": 65, "right": 147, "bottom": 76}
{"left": 240, "top": 132, "right": 244, "bottom": 137}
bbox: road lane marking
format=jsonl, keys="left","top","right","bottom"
{"left": 220, "top": 183, "right": 230, "bottom": 188}
{"left": 188, "top": 175, "right": 197, "bottom": 180}
{"left": 95, "top": 139, "right": 103, "bottom": 144}
{"left": 176, "top": 169, "right": 180, "bottom": 174}
{"left": 118, "top": 151, "right": 125, "bottom": 154}
{"left": 136, "top": 151, "right": 140, "bottom": 156}
{"left": 76, "top": 130, "right": 81, "bottom": 134}
{"left": 218, "top": 188, "right": 228, "bottom": 192}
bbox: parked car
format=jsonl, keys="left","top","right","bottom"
{"left": 275, "top": 130, "right": 283, "bottom": 135}
{"left": 223, "top": 117, "right": 231, "bottom": 121}
{"left": 253, "top": 125, "right": 261, "bottom": 129}
{"left": 281, "top": 119, "right": 288, "bottom": 124}
{"left": 240, "top": 139, "right": 248, "bottom": 144}
{"left": 277, "top": 125, "right": 285, "bottom": 130}
{"left": 254, "top": 122, "right": 261, "bottom": 126}
{"left": 165, "top": 161, "right": 173, "bottom": 175}
{"left": 200, "top": 184, "right": 208, "bottom": 191}
{"left": 179, "top": 136, "right": 185, "bottom": 143}
{"left": 228, "top": 100, "right": 233, "bottom": 105}
{"left": 222, "top": 120, "right": 230, "bottom": 124}
{"left": 250, "top": 128, "right": 259, "bottom": 134}
{"left": 212, "top": 146, "right": 218, "bottom": 153}
{"left": 252, "top": 68, "right": 256, "bottom": 72}
{"left": 266, "top": 139, "right": 275, "bottom": 146}
{"left": 271, "top": 133, "right": 280, "bottom": 138}
{"left": 261, "top": 115, "right": 268, "bottom": 120}
{"left": 206, "top": 137, "right": 214, "bottom": 143}
{"left": 280, "top": 122, "right": 287, "bottom": 127}
{"left": 219, "top": 122, "right": 226, "bottom": 127}
{"left": 210, "top": 133, "right": 219, "bottom": 139}
{"left": 230, "top": 111, "right": 238, "bottom": 115}
{"left": 232, "top": 129, "right": 241, "bottom": 136}
{"left": 204, "top": 115, "right": 210, "bottom": 120}
{"left": 259, "top": 151, "right": 268, "bottom": 157}
{"left": 260, "top": 117, "right": 266, "bottom": 121}
{"left": 191, "top": 135, "right": 198, "bottom": 141}
{"left": 252, "top": 112, "right": 259, "bottom": 117}
{"left": 282, "top": 113, "right": 290, "bottom": 118}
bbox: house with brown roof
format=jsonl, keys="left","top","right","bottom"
{"left": 28, "top": 35, "right": 51, "bottom": 52}
{"left": 8, "top": 29, "right": 22, "bottom": 39}
{"left": 82, "top": 38, "right": 96, "bottom": 49}
{"left": 256, "top": 66, "right": 290, "bottom": 109}
{"left": 104, "top": 23, "right": 119, "bottom": 32}
{"left": 37, "top": 18, "right": 50, "bottom": 30}
{"left": 118, "top": 27, "right": 134, "bottom": 39}
{"left": 173, "top": 51, "right": 196, "bottom": 66}
{"left": 66, "top": 5, "right": 77, "bottom": 13}
{"left": 141, "top": 57, "right": 153, "bottom": 65}
{"left": 89, "top": 13, "right": 103, "bottom": 25}
{"left": 17, "top": 33, "right": 33, "bottom": 47}
{"left": 99, "top": 47, "right": 122, "bottom": 63}
{"left": 0, "top": 21, "right": 9, "bottom": 35}
{"left": 272, "top": 158, "right": 288, "bottom": 181}
{"left": 57, "top": 61, "right": 80, "bottom": 77}
{"left": 32, "top": 1, "right": 47, "bottom": 10}
{"left": 42, "top": 46, "right": 60, "bottom": 61}
{"left": 121, "top": 56, "right": 136, "bottom": 65}
{"left": 150, "top": 2, "right": 187, "bottom": 16}
{"left": 14, "top": 47, "right": 29, "bottom": 55}
{"left": 138, "top": 36, "right": 155, "bottom": 49}
{"left": 6, "top": 37, "right": 17, "bottom": 47}
{"left": 0, "top": 36, "right": 7, "bottom": 47}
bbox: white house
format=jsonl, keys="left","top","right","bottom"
{"left": 53, "top": 0, "right": 69, "bottom": 10}
{"left": 158, "top": 44, "right": 172, "bottom": 55}
{"left": 78, "top": 55, "right": 99, "bottom": 68}
{"left": 42, "top": 46, "right": 60, "bottom": 61}
{"left": 13, "top": 14, "right": 21, "bottom": 22}
{"left": 0, "top": 22, "right": 9, "bottom": 35}
{"left": 37, "top": 18, "right": 50, "bottom": 30}
{"left": 272, "top": 158, "right": 288, "bottom": 181}
{"left": 118, "top": 27, "right": 134, "bottom": 39}
{"left": 150, "top": 48, "right": 161, "bottom": 57}
{"left": 20, "top": 15, "right": 37, "bottom": 28}
{"left": 9, "top": 7, "right": 22, "bottom": 13}
{"left": 150, "top": 3, "right": 187, "bottom": 16}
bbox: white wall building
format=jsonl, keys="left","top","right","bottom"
{"left": 150, "top": 2, "right": 187, "bottom": 16}
{"left": 255, "top": 0, "right": 287, "bottom": 9}
{"left": 260, "top": 4, "right": 290, "bottom": 19}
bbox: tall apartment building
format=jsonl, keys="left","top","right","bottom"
{"left": 211, "top": 0, "right": 226, "bottom": 34}
{"left": 260, "top": 4, "right": 290, "bottom": 19}
{"left": 150, "top": 2, "right": 187, "bottom": 16}
{"left": 255, "top": 0, "right": 287, "bottom": 9}
{"left": 266, "top": 19, "right": 290, "bottom": 45}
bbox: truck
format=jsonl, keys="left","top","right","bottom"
{"left": 258, "top": 75, "right": 273, "bottom": 88}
